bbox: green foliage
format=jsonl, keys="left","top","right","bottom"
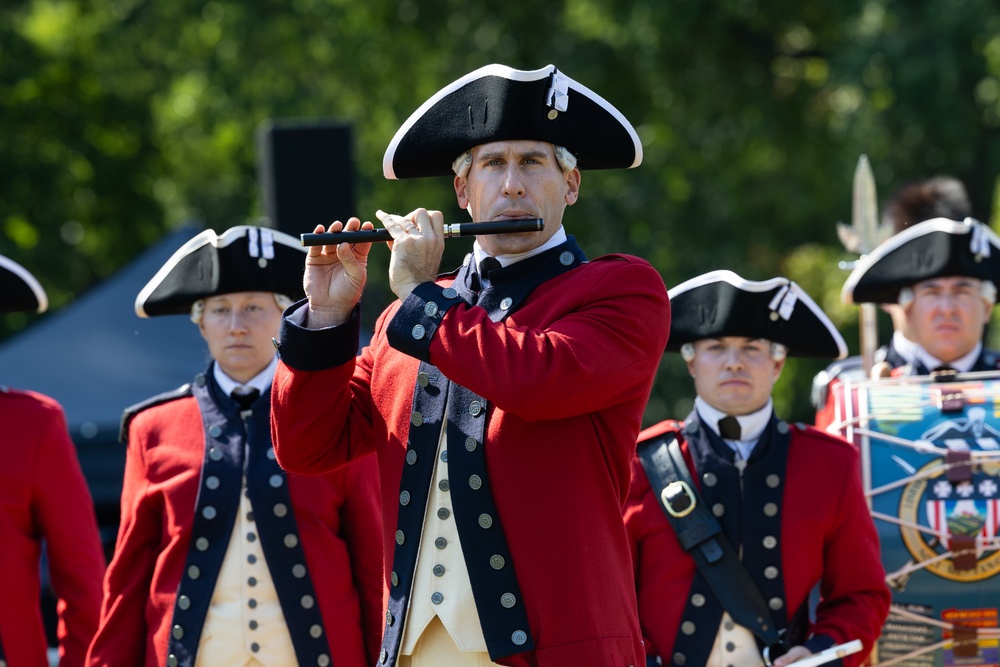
{"left": 5, "top": 0, "right": 1000, "bottom": 423}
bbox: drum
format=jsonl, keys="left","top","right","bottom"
{"left": 830, "top": 371, "right": 1000, "bottom": 667}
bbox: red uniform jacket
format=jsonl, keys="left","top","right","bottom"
{"left": 87, "top": 374, "right": 383, "bottom": 667}
{"left": 625, "top": 416, "right": 890, "bottom": 667}
{"left": 0, "top": 387, "right": 105, "bottom": 667}
{"left": 272, "top": 246, "right": 670, "bottom": 667}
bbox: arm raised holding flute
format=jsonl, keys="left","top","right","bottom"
{"left": 269, "top": 63, "right": 670, "bottom": 667}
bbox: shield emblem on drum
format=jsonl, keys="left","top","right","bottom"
{"left": 829, "top": 372, "right": 1000, "bottom": 665}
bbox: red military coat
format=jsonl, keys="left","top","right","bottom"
{"left": 272, "top": 246, "right": 670, "bottom": 667}
{"left": 625, "top": 416, "right": 890, "bottom": 667}
{"left": 0, "top": 387, "right": 105, "bottom": 667}
{"left": 87, "top": 375, "right": 383, "bottom": 667}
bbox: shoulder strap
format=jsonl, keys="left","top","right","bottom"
{"left": 637, "top": 432, "right": 786, "bottom": 651}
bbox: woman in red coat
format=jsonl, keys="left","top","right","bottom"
{"left": 0, "top": 253, "right": 105, "bottom": 667}
{"left": 86, "top": 227, "right": 383, "bottom": 667}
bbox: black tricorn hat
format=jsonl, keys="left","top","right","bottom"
{"left": 0, "top": 253, "right": 48, "bottom": 314}
{"left": 135, "top": 226, "right": 306, "bottom": 318}
{"left": 667, "top": 270, "right": 847, "bottom": 359}
{"left": 383, "top": 63, "right": 642, "bottom": 179}
{"left": 842, "top": 217, "right": 1000, "bottom": 304}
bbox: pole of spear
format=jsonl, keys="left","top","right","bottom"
{"left": 851, "top": 155, "right": 880, "bottom": 376}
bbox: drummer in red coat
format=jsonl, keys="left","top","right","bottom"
{"left": 0, "top": 254, "right": 105, "bottom": 667}
{"left": 271, "top": 64, "right": 670, "bottom": 666}
{"left": 86, "top": 227, "right": 383, "bottom": 667}
{"left": 625, "top": 271, "right": 890, "bottom": 667}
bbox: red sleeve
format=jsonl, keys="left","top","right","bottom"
{"left": 338, "top": 454, "right": 385, "bottom": 663}
{"left": 31, "top": 403, "right": 105, "bottom": 667}
{"left": 428, "top": 259, "right": 670, "bottom": 421}
{"left": 86, "top": 420, "right": 161, "bottom": 667}
{"left": 811, "top": 443, "right": 891, "bottom": 665}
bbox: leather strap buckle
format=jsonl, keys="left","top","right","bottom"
{"left": 661, "top": 480, "right": 696, "bottom": 518}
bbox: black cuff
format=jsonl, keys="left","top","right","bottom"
{"left": 276, "top": 299, "right": 361, "bottom": 371}
{"left": 386, "top": 283, "right": 466, "bottom": 361}
{"left": 803, "top": 635, "right": 838, "bottom": 664}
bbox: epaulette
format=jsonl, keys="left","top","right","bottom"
{"left": 119, "top": 382, "right": 194, "bottom": 443}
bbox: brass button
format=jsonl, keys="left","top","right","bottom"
{"left": 424, "top": 302, "right": 439, "bottom": 317}
{"left": 442, "top": 287, "right": 458, "bottom": 299}
{"left": 512, "top": 630, "right": 528, "bottom": 645}
{"left": 440, "top": 449, "right": 448, "bottom": 463}
{"left": 712, "top": 503, "right": 725, "bottom": 517}
{"left": 500, "top": 593, "right": 516, "bottom": 608}
{"left": 417, "top": 372, "right": 430, "bottom": 387}
{"left": 437, "top": 507, "right": 450, "bottom": 520}
{"left": 208, "top": 425, "right": 223, "bottom": 438}
{"left": 172, "top": 624, "right": 184, "bottom": 640}
{"left": 469, "top": 401, "right": 482, "bottom": 416}
{"left": 469, "top": 474, "right": 482, "bottom": 490}
{"left": 769, "top": 597, "right": 784, "bottom": 610}
{"left": 202, "top": 505, "right": 216, "bottom": 520}
{"left": 433, "top": 564, "right": 446, "bottom": 577}
{"left": 764, "top": 566, "right": 779, "bottom": 580}
{"left": 310, "top": 624, "right": 323, "bottom": 639}
{"left": 386, "top": 611, "right": 394, "bottom": 626}
{"left": 438, "top": 479, "right": 450, "bottom": 492}
{"left": 547, "top": 109, "right": 559, "bottom": 120}
{"left": 559, "top": 251, "right": 574, "bottom": 266}
{"left": 681, "top": 621, "right": 696, "bottom": 635}
{"left": 391, "top": 571, "right": 399, "bottom": 586}
{"left": 763, "top": 502, "right": 778, "bottom": 517}
{"left": 187, "top": 565, "right": 200, "bottom": 580}
{"left": 412, "top": 324, "right": 426, "bottom": 339}
{"left": 395, "top": 530, "right": 405, "bottom": 545}
{"left": 269, "top": 474, "right": 283, "bottom": 488}
{"left": 490, "top": 555, "right": 505, "bottom": 570}
{"left": 293, "top": 564, "right": 306, "bottom": 578}
{"left": 766, "top": 474, "right": 781, "bottom": 488}
{"left": 673, "top": 653, "right": 686, "bottom": 665}
{"left": 478, "top": 513, "right": 493, "bottom": 529}
{"left": 266, "top": 447, "right": 276, "bottom": 461}
{"left": 273, "top": 503, "right": 288, "bottom": 518}
{"left": 431, "top": 592, "right": 444, "bottom": 604}
{"left": 411, "top": 412, "right": 423, "bottom": 427}
{"left": 195, "top": 537, "right": 209, "bottom": 551}
{"left": 465, "top": 437, "right": 477, "bottom": 452}
{"left": 777, "top": 420, "right": 790, "bottom": 434}
{"left": 209, "top": 447, "right": 223, "bottom": 461}
{"left": 301, "top": 594, "right": 315, "bottom": 609}
{"left": 400, "top": 490, "right": 411, "bottom": 506}
{"left": 178, "top": 595, "right": 191, "bottom": 610}
{"left": 380, "top": 648, "right": 388, "bottom": 664}
{"left": 406, "top": 450, "right": 417, "bottom": 465}
{"left": 284, "top": 533, "right": 299, "bottom": 548}
{"left": 691, "top": 593, "right": 705, "bottom": 607}
{"left": 435, "top": 537, "right": 447, "bottom": 549}
{"left": 500, "top": 297, "right": 513, "bottom": 310}
{"left": 762, "top": 535, "right": 777, "bottom": 549}
{"left": 168, "top": 656, "right": 179, "bottom": 667}
{"left": 702, "top": 472, "right": 717, "bottom": 487}
{"left": 205, "top": 475, "right": 220, "bottom": 490}
{"left": 318, "top": 654, "right": 330, "bottom": 667}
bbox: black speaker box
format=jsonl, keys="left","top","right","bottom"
{"left": 256, "top": 119, "right": 356, "bottom": 236}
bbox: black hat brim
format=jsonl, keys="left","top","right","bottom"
{"left": 842, "top": 218, "right": 1000, "bottom": 304}
{"left": 135, "top": 226, "right": 306, "bottom": 317}
{"left": 667, "top": 270, "right": 847, "bottom": 359}
{"left": 0, "top": 254, "right": 48, "bottom": 314}
{"left": 383, "top": 64, "right": 642, "bottom": 179}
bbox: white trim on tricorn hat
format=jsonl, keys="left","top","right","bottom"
{"left": 841, "top": 217, "right": 1000, "bottom": 305}
{"left": 135, "top": 226, "right": 306, "bottom": 318}
{"left": 0, "top": 253, "right": 48, "bottom": 314}
{"left": 667, "top": 270, "right": 847, "bottom": 359}
{"left": 383, "top": 63, "right": 643, "bottom": 179}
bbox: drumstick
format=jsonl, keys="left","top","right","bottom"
{"left": 785, "top": 640, "right": 863, "bottom": 667}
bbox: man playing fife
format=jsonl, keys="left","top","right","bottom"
{"left": 271, "top": 63, "right": 670, "bottom": 667}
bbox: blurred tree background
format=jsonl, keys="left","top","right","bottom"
{"left": 4, "top": 0, "right": 1000, "bottom": 423}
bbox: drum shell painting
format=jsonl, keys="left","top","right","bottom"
{"left": 831, "top": 373, "right": 1000, "bottom": 667}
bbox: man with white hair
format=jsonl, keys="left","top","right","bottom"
{"left": 87, "top": 226, "right": 382, "bottom": 667}
{"left": 841, "top": 217, "right": 1000, "bottom": 378}
{"left": 625, "top": 271, "right": 889, "bottom": 667}
{"left": 271, "top": 64, "right": 670, "bottom": 666}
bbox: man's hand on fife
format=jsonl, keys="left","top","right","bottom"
{"left": 304, "top": 217, "right": 373, "bottom": 329}
{"left": 377, "top": 208, "right": 445, "bottom": 302}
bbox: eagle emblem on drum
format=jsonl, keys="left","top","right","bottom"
{"left": 899, "top": 412, "right": 1000, "bottom": 583}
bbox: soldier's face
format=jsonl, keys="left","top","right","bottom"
{"left": 454, "top": 140, "right": 580, "bottom": 256}
{"left": 906, "top": 277, "right": 992, "bottom": 363}
{"left": 198, "top": 292, "right": 282, "bottom": 383}
{"left": 686, "top": 337, "right": 784, "bottom": 416}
